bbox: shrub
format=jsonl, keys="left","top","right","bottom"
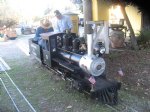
{"left": 137, "top": 30, "right": 150, "bottom": 49}
{"left": 0, "top": 19, "right": 17, "bottom": 28}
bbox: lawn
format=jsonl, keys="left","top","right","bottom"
{"left": 0, "top": 81, "right": 17, "bottom": 112}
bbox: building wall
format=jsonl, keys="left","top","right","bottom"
{"left": 92, "top": 0, "right": 109, "bottom": 21}
{"left": 126, "top": 6, "right": 141, "bottom": 35}
{"left": 92, "top": 0, "right": 98, "bottom": 21}
{"left": 92, "top": 0, "right": 142, "bottom": 35}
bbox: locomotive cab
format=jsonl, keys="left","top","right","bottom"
{"left": 29, "top": 38, "right": 43, "bottom": 63}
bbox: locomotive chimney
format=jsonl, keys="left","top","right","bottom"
{"left": 87, "top": 34, "right": 93, "bottom": 56}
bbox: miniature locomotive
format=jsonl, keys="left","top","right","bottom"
{"left": 29, "top": 31, "right": 121, "bottom": 105}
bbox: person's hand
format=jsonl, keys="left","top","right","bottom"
{"left": 63, "top": 29, "right": 71, "bottom": 33}
{"left": 40, "top": 33, "right": 52, "bottom": 40}
{"left": 41, "top": 36, "right": 48, "bottom": 40}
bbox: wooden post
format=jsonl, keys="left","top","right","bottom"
{"left": 83, "top": 0, "right": 93, "bottom": 35}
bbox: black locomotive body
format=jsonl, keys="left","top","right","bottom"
{"left": 29, "top": 32, "right": 121, "bottom": 105}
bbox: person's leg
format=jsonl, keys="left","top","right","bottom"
{"left": 42, "top": 40, "right": 48, "bottom": 50}
{"left": 39, "top": 39, "right": 48, "bottom": 50}
{"left": 45, "top": 40, "right": 49, "bottom": 51}
{"left": 38, "top": 39, "right": 50, "bottom": 50}
{"left": 38, "top": 39, "right": 44, "bottom": 49}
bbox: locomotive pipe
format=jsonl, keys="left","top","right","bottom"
{"left": 87, "top": 34, "right": 93, "bottom": 56}
{"left": 58, "top": 50, "right": 82, "bottom": 63}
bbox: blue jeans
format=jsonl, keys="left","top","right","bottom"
{"left": 38, "top": 39, "right": 49, "bottom": 50}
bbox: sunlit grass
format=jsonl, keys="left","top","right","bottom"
{"left": 0, "top": 82, "right": 16, "bottom": 112}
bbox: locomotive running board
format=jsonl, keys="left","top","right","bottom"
{"left": 52, "top": 58, "right": 78, "bottom": 72}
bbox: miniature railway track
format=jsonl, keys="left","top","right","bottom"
{"left": 105, "top": 100, "right": 138, "bottom": 112}
{"left": 0, "top": 59, "right": 36, "bottom": 112}
{"left": 0, "top": 78, "right": 20, "bottom": 112}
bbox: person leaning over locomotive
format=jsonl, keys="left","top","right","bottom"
{"left": 33, "top": 19, "right": 54, "bottom": 50}
{"left": 54, "top": 10, "right": 73, "bottom": 33}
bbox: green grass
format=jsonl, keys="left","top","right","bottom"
{"left": 0, "top": 83, "right": 16, "bottom": 112}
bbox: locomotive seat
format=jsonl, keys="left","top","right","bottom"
{"left": 28, "top": 37, "right": 51, "bottom": 67}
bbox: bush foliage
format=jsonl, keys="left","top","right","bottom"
{"left": 137, "top": 30, "right": 150, "bottom": 49}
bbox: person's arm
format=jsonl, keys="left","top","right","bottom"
{"left": 33, "top": 27, "right": 41, "bottom": 41}
{"left": 40, "top": 27, "right": 54, "bottom": 40}
{"left": 54, "top": 21, "right": 60, "bottom": 33}
{"left": 67, "top": 16, "right": 73, "bottom": 31}
{"left": 49, "top": 27, "right": 54, "bottom": 32}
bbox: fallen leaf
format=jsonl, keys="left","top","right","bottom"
{"left": 67, "top": 105, "right": 72, "bottom": 109}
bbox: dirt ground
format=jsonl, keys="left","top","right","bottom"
{"left": 104, "top": 49, "right": 150, "bottom": 100}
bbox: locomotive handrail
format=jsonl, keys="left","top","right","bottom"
{"left": 57, "top": 47, "right": 83, "bottom": 56}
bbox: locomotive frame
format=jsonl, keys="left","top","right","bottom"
{"left": 29, "top": 32, "right": 121, "bottom": 105}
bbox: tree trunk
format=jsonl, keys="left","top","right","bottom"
{"left": 120, "top": 3, "right": 139, "bottom": 50}
{"left": 83, "top": 0, "right": 93, "bottom": 35}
